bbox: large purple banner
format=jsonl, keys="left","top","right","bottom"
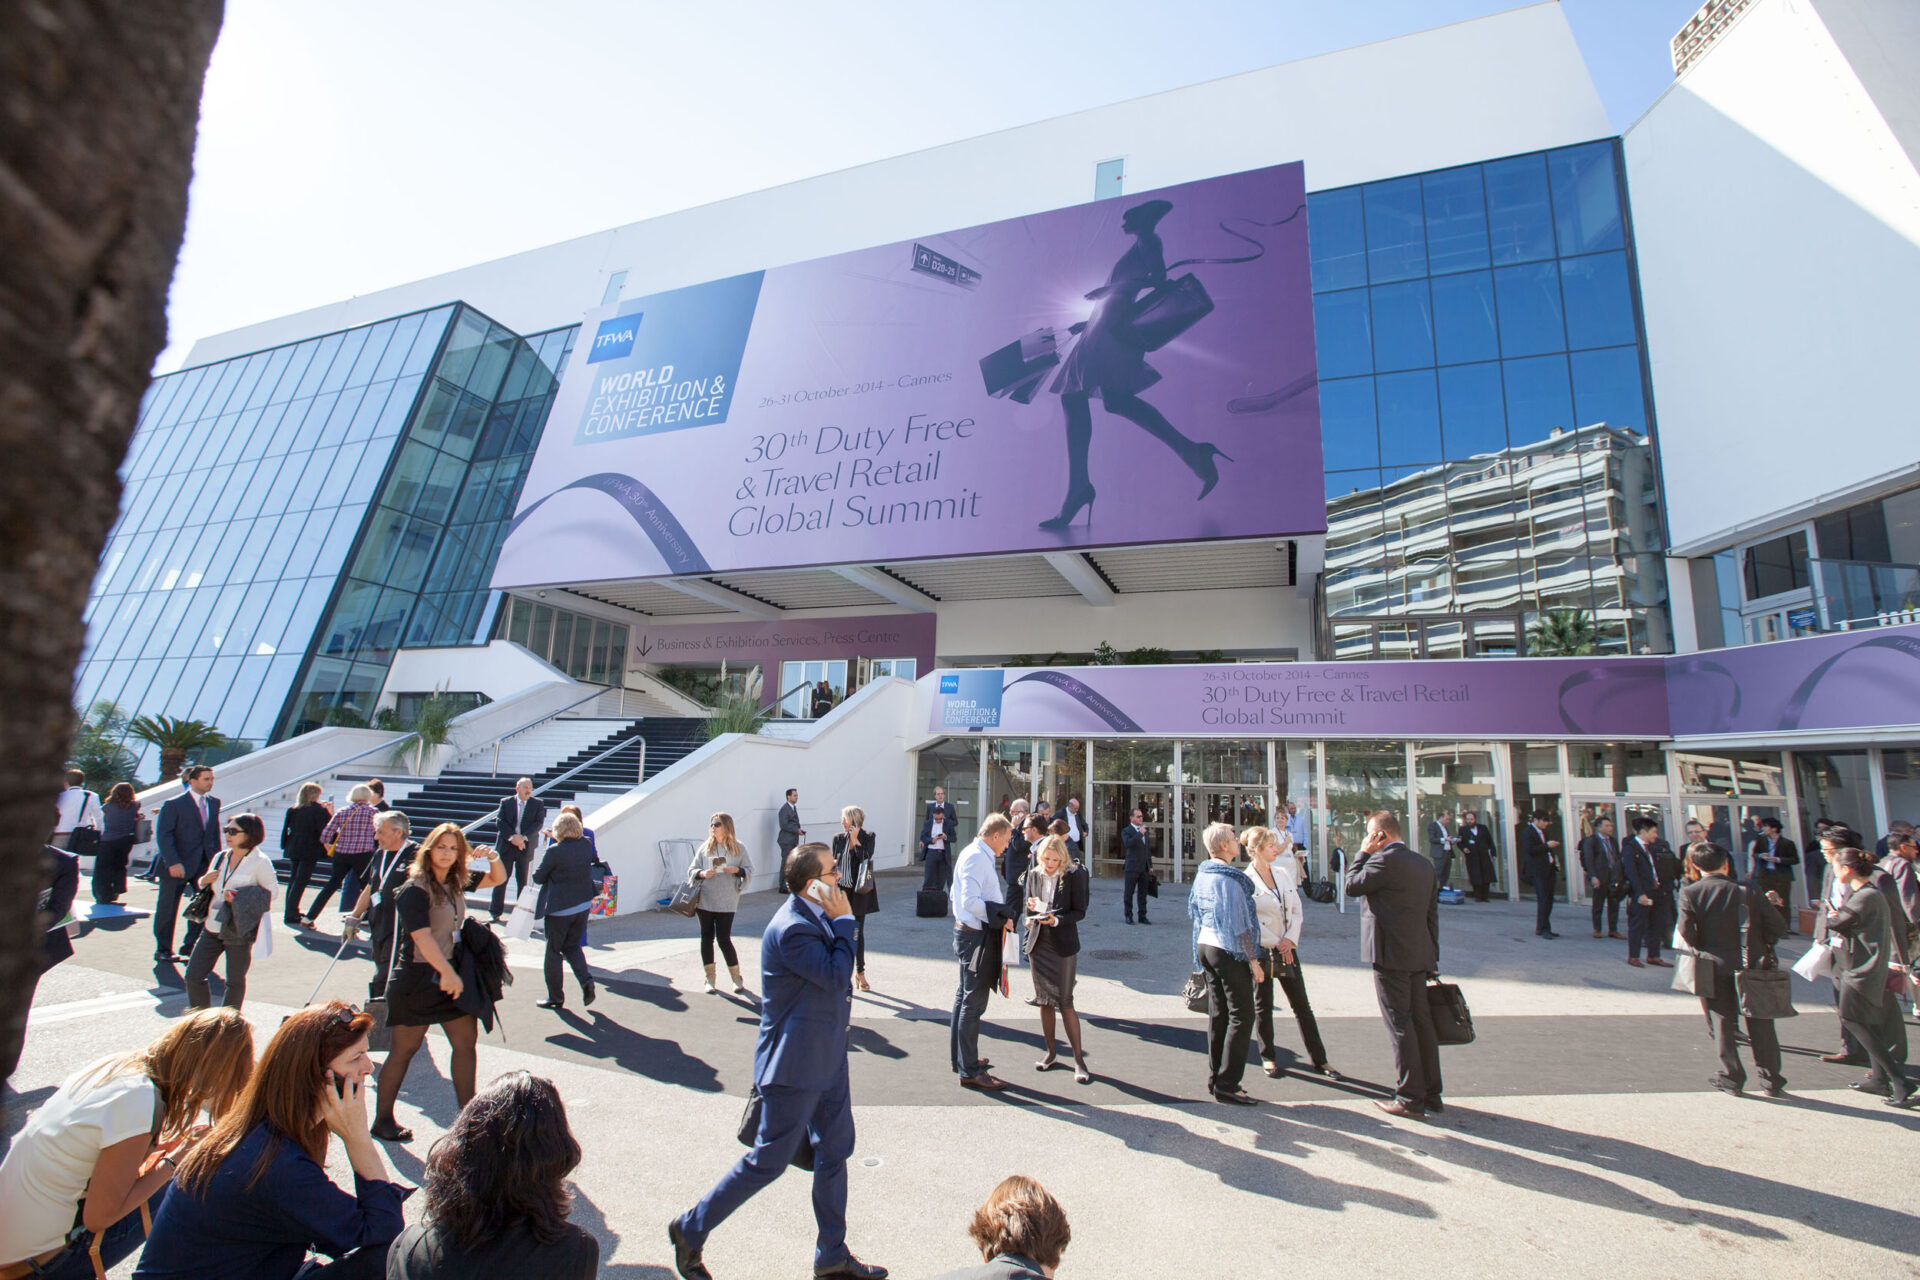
{"left": 927, "top": 624, "right": 1920, "bottom": 739}
{"left": 491, "top": 163, "right": 1323, "bottom": 589}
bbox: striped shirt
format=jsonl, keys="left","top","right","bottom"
{"left": 320, "top": 801, "right": 379, "bottom": 856}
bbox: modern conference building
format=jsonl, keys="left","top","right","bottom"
{"left": 79, "top": 0, "right": 1920, "bottom": 907}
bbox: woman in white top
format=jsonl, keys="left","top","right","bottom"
{"left": 183, "top": 812, "right": 277, "bottom": 1011}
{"left": 1242, "top": 826, "right": 1334, "bottom": 1078}
{"left": 0, "top": 1009, "right": 253, "bottom": 1279}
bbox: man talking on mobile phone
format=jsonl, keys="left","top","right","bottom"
{"left": 1345, "top": 811, "right": 1442, "bottom": 1120}
{"left": 670, "top": 843, "right": 887, "bottom": 1280}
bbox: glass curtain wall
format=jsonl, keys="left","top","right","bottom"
{"left": 1510, "top": 743, "right": 1568, "bottom": 901}
{"left": 1311, "top": 140, "right": 1670, "bottom": 656}
{"left": 1794, "top": 751, "right": 1877, "bottom": 844}
{"left": 76, "top": 308, "right": 459, "bottom": 776}
{"left": 1413, "top": 742, "right": 1502, "bottom": 892}
{"left": 916, "top": 738, "right": 983, "bottom": 851}
{"left": 278, "top": 312, "right": 573, "bottom": 735}
{"left": 499, "top": 596, "right": 628, "bottom": 686}
{"left": 1884, "top": 750, "right": 1920, "bottom": 829}
{"left": 1323, "top": 740, "right": 1407, "bottom": 868}
{"left": 1091, "top": 740, "right": 1175, "bottom": 879}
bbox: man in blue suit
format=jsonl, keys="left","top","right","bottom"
{"left": 152, "top": 764, "right": 220, "bottom": 961}
{"left": 670, "top": 843, "right": 887, "bottom": 1280}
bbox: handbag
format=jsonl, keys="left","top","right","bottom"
{"left": 1181, "top": 971, "right": 1210, "bottom": 1013}
{"left": 134, "top": 816, "right": 153, "bottom": 844}
{"left": 1120, "top": 273, "right": 1214, "bottom": 351}
{"left": 978, "top": 328, "right": 1060, "bottom": 404}
{"left": 1426, "top": 977, "right": 1475, "bottom": 1045}
{"left": 182, "top": 885, "right": 214, "bottom": 925}
{"left": 68, "top": 826, "right": 100, "bottom": 859}
{"left": 1736, "top": 965, "right": 1796, "bottom": 1019}
{"left": 854, "top": 858, "right": 873, "bottom": 895}
{"left": 1145, "top": 871, "right": 1159, "bottom": 899}
{"left": 738, "top": 1085, "right": 815, "bottom": 1171}
{"left": 667, "top": 872, "right": 701, "bottom": 918}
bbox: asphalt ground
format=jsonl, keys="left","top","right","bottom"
{"left": 10, "top": 868, "right": 1919, "bottom": 1278}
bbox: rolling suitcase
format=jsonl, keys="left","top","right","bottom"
{"left": 916, "top": 889, "right": 948, "bottom": 918}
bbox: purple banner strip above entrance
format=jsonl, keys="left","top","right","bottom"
{"left": 926, "top": 624, "right": 1920, "bottom": 739}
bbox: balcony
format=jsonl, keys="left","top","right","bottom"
{"left": 1815, "top": 558, "right": 1920, "bottom": 631}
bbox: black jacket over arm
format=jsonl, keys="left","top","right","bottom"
{"left": 1345, "top": 842, "right": 1438, "bottom": 971}
{"left": 532, "top": 835, "right": 598, "bottom": 916}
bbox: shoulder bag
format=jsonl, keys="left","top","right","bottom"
{"left": 1426, "top": 976, "right": 1476, "bottom": 1045}
{"left": 1733, "top": 891, "right": 1796, "bottom": 1019}
{"left": 667, "top": 870, "right": 702, "bottom": 918}
{"left": 1181, "top": 971, "right": 1210, "bottom": 1013}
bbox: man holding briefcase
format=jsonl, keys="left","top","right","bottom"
{"left": 1345, "top": 810, "right": 1442, "bottom": 1119}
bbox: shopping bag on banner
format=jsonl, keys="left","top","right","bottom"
{"left": 505, "top": 885, "right": 540, "bottom": 941}
{"left": 589, "top": 874, "right": 618, "bottom": 918}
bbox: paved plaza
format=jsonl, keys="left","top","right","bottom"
{"left": 8, "top": 868, "right": 1918, "bottom": 1278}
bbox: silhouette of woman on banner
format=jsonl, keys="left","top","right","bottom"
{"left": 1041, "top": 199, "right": 1229, "bottom": 530}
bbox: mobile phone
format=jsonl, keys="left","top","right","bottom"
{"left": 326, "top": 1070, "right": 347, "bottom": 1093}
{"left": 804, "top": 878, "right": 832, "bottom": 906}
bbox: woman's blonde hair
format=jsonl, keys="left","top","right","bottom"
{"left": 1034, "top": 834, "right": 1071, "bottom": 871}
{"left": 82, "top": 1009, "right": 255, "bottom": 1146}
{"left": 297, "top": 782, "right": 323, "bottom": 806}
{"left": 841, "top": 805, "right": 865, "bottom": 829}
{"left": 701, "top": 812, "right": 739, "bottom": 857}
{"left": 553, "top": 812, "right": 584, "bottom": 840}
{"left": 411, "top": 822, "right": 473, "bottom": 902}
{"left": 1242, "top": 826, "right": 1278, "bottom": 856}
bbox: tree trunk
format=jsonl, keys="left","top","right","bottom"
{"left": 161, "top": 745, "right": 187, "bottom": 781}
{"left": 0, "top": 1, "right": 224, "bottom": 1084}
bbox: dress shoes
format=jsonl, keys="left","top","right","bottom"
{"left": 536, "top": 999, "right": 564, "bottom": 1010}
{"left": 815, "top": 1257, "right": 889, "bottom": 1279}
{"left": 1592, "top": 930, "right": 1604, "bottom": 939}
{"left": 1138, "top": 917, "right": 1149, "bottom": 924}
{"left": 960, "top": 1074, "right": 1007, "bottom": 1092}
{"left": 1709, "top": 1075, "right": 1744, "bottom": 1097}
{"left": 1374, "top": 1099, "right": 1425, "bottom": 1119}
{"left": 1850, "top": 1080, "right": 1891, "bottom": 1096}
{"left": 1536, "top": 931, "right": 1559, "bottom": 939}
{"left": 1425, "top": 1098, "right": 1445, "bottom": 1115}
{"left": 1608, "top": 931, "right": 1627, "bottom": 940}
{"left": 1820, "top": 1051, "right": 1870, "bottom": 1065}
{"left": 1762, "top": 1079, "right": 1787, "bottom": 1098}
{"left": 667, "top": 1217, "right": 712, "bottom": 1280}
{"left": 582, "top": 980, "right": 597, "bottom": 1006}
{"left": 153, "top": 950, "right": 179, "bottom": 963}
{"left": 1626, "top": 958, "right": 1645, "bottom": 968}
{"left": 1646, "top": 957, "right": 1671, "bottom": 967}
{"left": 1212, "top": 1088, "right": 1257, "bottom": 1106}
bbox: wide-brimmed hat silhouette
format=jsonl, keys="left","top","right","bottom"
{"left": 1120, "top": 199, "right": 1173, "bottom": 234}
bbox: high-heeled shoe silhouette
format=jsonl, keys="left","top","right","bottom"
{"left": 1185, "top": 443, "right": 1233, "bottom": 500}
{"left": 1039, "top": 482, "right": 1096, "bottom": 530}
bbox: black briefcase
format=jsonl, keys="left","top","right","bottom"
{"left": 1145, "top": 872, "right": 1159, "bottom": 899}
{"left": 1426, "top": 977, "right": 1475, "bottom": 1046}
{"left": 916, "top": 889, "right": 949, "bottom": 918}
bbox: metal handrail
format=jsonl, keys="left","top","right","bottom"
{"left": 461, "top": 730, "right": 649, "bottom": 835}
{"left": 218, "top": 732, "right": 421, "bottom": 816}
{"left": 436, "top": 687, "right": 608, "bottom": 772}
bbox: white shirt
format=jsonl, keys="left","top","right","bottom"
{"left": 1248, "top": 859, "right": 1305, "bottom": 949}
{"left": 0, "top": 1064, "right": 157, "bottom": 1258}
{"left": 203, "top": 848, "right": 279, "bottom": 958}
{"left": 1065, "top": 809, "right": 1082, "bottom": 841}
{"left": 1285, "top": 811, "right": 1310, "bottom": 846}
{"left": 952, "top": 837, "right": 1005, "bottom": 931}
{"left": 53, "top": 787, "right": 98, "bottom": 834}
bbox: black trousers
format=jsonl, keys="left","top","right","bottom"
{"left": 921, "top": 846, "right": 952, "bottom": 892}
{"left": 1465, "top": 850, "right": 1494, "bottom": 900}
{"left": 1198, "top": 944, "right": 1255, "bottom": 1094}
{"left": 1253, "top": 946, "right": 1328, "bottom": 1068}
{"left": 1122, "top": 870, "right": 1150, "bottom": 921}
{"left": 1527, "top": 866, "right": 1555, "bottom": 934}
{"left": 283, "top": 857, "right": 319, "bottom": 924}
{"left": 1626, "top": 896, "right": 1656, "bottom": 959}
{"left": 1652, "top": 888, "right": 1677, "bottom": 956}
{"left": 853, "top": 915, "right": 868, "bottom": 973}
{"left": 544, "top": 911, "right": 592, "bottom": 1002}
{"left": 185, "top": 928, "right": 255, "bottom": 1009}
{"left": 1846, "top": 999, "right": 1910, "bottom": 1092}
{"left": 92, "top": 834, "right": 134, "bottom": 903}
{"left": 1373, "top": 966, "right": 1442, "bottom": 1108}
{"left": 1590, "top": 881, "right": 1625, "bottom": 933}
{"left": 1704, "top": 974, "right": 1781, "bottom": 1088}
{"left": 308, "top": 851, "right": 372, "bottom": 919}
{"left": 698, "top": 908, "right": 739, "bottom": 967}
{"left": 152, "top": 871, "right": 202, "bottom": 956}
{"left": 489, "top": 843, "right": 534, "bottom": 916}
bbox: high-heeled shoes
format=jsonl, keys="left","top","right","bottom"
{"left": 1185, "top": 443, "right": 1233, "bottom": 500}
{"left": 1039, "top": 482, "right": 1096, "bottom": 530}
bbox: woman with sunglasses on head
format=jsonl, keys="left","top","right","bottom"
{"left": 687, "top": 811, "right": 753, "bottom": 995}
{"left": 0, "top": 1010, "right": 253, "bottom": 1280}
{"left": 134, "top": 1002, "right": 402, "bottom": 1280}
{"left": 183, "top": 812, "right": 276, "bottom": 1011}
{"left": 833, "top": 805, "right": 879, "bottom": 991}
{"left": 368, "top": 823, "right": 506, "bottom": 1144}
{"left": 388, "top": 1072, "right": 598, "bottom": 1280}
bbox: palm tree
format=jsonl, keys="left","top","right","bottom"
{"left": 128, "top": 715, "right": 229, "bottom": 782}
{"left": 1528, "top": 608, "right": 1600, "bottom": 657}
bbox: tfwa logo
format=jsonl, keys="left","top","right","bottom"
{"left": 940, "top": 675, "right": 960, "bottom": 694}
{"left": 587, "top": 312, "right": 644, "bottom": 364}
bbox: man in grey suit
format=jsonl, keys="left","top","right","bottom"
{"left": 1345, "top": 810, "right": 1441, "bottom": 1118}
{"left": 777, "top": 788, "right": 804, "bottom": 895}
{"left": 1424, "top": 813, "right": 1455, "bottom": 892}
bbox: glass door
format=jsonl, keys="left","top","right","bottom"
{"left": 778, "top": 659, "right": 847, "bottom": 718}
{"left": 1092, "top": 784, "right": 1172, "bottom": 880}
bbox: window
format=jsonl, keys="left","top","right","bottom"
{"left": 600, "top": 270, "right": 628, "bottom": 306}
{"left": 1094, "top": 159, "right": 1124, "bottom": 201}
{"left": 1742, "top": 531, "right": 1810, "bottom": 599}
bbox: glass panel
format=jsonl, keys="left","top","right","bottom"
{"left": 1039, "top": 740, "right": 1087, "bottom": 815}
{"left": 1422, "top": 166, "right": 1489, "bottom": 274}
{"left": 551, "top": 613, "right": 573, "bottom": 669}
{"left": 1495, "top": 262, "right": 1566, "bottom": 357}
{"left": 1569, "top": 346, "right": 1647, "bottom": 433}
{"left": 1882, "top": 750, "right": 1920, "bottom": 831}
{"left": 507, "top": 597, "right": 531, "bottom": 646}
{"left": 1091, "top": 783, "right": 1171, "bottom": 880}
{"left": 1547, "top": 141, "right": 1624, "bottom": 256}
{"left": 1413, "top": 743, "right": 1503, "bottom": 893}
{"left": 1437, "top": 362, "right": 1507, "bottom": 457}
{"left": 1484, "top": 153, "right": 1556, "bottom": 264}
{"left": 589, "top": 619, "right": 612, "bottom": 684}
{"left": 917, "top": 738, "right": 983, "bottom": 851}
{"left": 1504, "top": 355, "right": 1574, "bottom": 446}
{"left": 1312, "top": 289, "right": 1372, "bottom": 378}
{"left": 528, "top": 604, "right": 552, "bottom": 660}
{"left": 1794, "top": 750, "right": 1876, "bottom": 847}
{"left": 1092, "top": 739, "right": 1173, "bottom": 783}
{"left": 1559, "top": 252, "right": 1635, "bottom": 350}
{"left": 1510, "top": 743, "right": 1567, "bottom": 902}
{"left": 1363, "top": 177, "right": 1426, "bottom": 283}
{"left": 1324, "top": 740, "right": 1407, "bottom": 868}
{"left": 1430, "top": 271, "right": 1499, "bottom": 365}
{"left": 570, "top": 615, "right": 593, "bottom": 676}
{"left": 1308, "top": 188, "right": 1367, "bottom": 291}
{"left": 1318, "top": 378, "right": 1379, "bottom": 471}
{"left": 1370, "top": 281, "right": 1434, "bottom": 372}
{"left": 1376, "top": 370, "right": 1441, "bottom": 466}
{"left": 986, "top": 740, "right": 1036, "bottom": 815}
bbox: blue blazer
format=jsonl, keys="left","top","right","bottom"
{"left": 532, "top": 836, "right": 599, "bottom": 916}
{"left": 753, "top": 896, "right": 857, "bottom": 1090}
{"left": 155, "top": 791, "right": 219, "bottom": 879}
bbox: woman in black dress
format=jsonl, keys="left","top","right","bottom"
{"left": 1024, "top": 835, "right": 1091, "bottom": 1083}
{"left": 1042, "top": 197, "right": 1227, "bottom": 529}
{"left": 280, "top": 783, "right": 332, "bottom": 927}
{"left": 94, "top": 782, "right": 142, "bottom": 905}
{"left": 370, "top": 823, "right": 506, "bottom": 1143}
{"left": 834, "top": 805, "right": 879, "bottom": 992}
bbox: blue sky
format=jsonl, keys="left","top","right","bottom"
{"left": 163, "top": 0, "right": 1703, "bottom": 370}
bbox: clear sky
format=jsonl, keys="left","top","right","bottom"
{"left": 161, "top": 0, "right": 1704, "bottom": 371}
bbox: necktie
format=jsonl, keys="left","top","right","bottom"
{"left": 195, "top": 793, "right": 206, "bottom": 826}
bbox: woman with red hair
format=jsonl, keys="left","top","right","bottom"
{"left": 133, "top": 1002, "right": 405, "bottom": 1280}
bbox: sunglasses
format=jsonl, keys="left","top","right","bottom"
{"left": 710, "top": 820, "right": 726, "bottom": 828}
{"left": 223, "top": 825, "right": 243, "bottom": 835}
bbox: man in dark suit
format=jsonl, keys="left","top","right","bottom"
{"left": 1344, "top": 810, "right": 1441, "bottom": 1119}
{"left": 1580, "top": 816, "right": 1627, "bottom": 940}
{"left": 1747, "top": 818, "right": 1800, "bottom": 927}
{"left": 919, "top": 786, "right": 958, "bottom": 893}
{"left": 671, "top": 844, "right": 888, "bottom": 1279}
{"left": 1121, "top": 808, "right": 1153, "bottom": 924}
{"left": 1520, "top": 810, "right": 1561, "bottom": 939}
{"left": 1652, "top": 827, "right": 1685, "bottom": 958}
{"left": 1622, "top": 818, "right": 1670, "bottom": 968}
{"left": 490, "top": 776, "right": 546, "bottom": 921}
{"left": 1456, "top": 811, "right": 1496, "bottom": 902}
{"left": 776, "top": 788, "right": 804, "bottom": 895}
{"left": 1876, "top": 820, "right": 1914, "bottom": 861}
{"left": 1678, "top": 844, "right": 1787, "bottom": 1097}
{"left": 153, "top": 764, "right": 219, "bottom": 961}
{"left": 1424, "top": 812, "right": 1455, "bottom": 893}
{"left": 2, "top": 827, "right": 79, "bottom": 1079}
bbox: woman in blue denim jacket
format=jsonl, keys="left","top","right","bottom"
{"left": 1187, "top": 822, "right": 1267, "bottom": 1104}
